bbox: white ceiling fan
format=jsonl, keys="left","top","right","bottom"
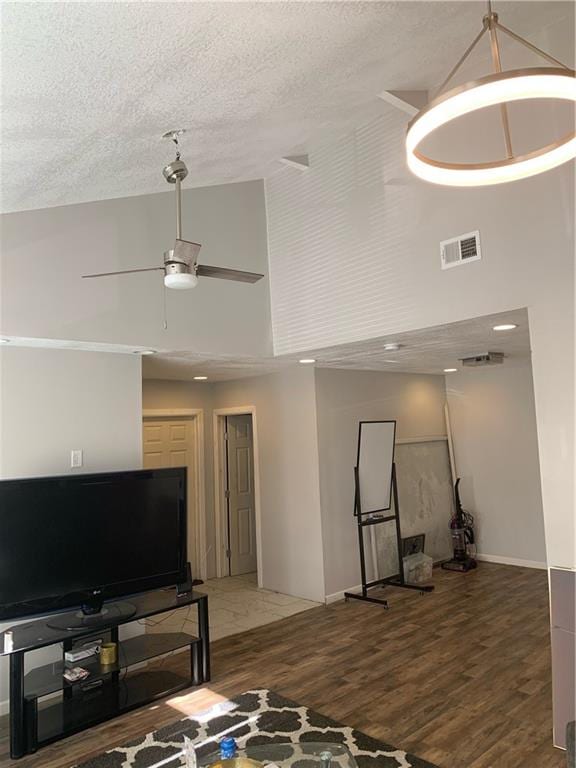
{"left": 83, "top": 130, "right": 264, "bottom": 290}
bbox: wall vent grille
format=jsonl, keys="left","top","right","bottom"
{"left": 440, "top": 230, "right": 481, "bottom": 270}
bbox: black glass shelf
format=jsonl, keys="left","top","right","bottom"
{"left": 5, "top": 588, "right": 210, "bottom": 761}
{"left": 35, "top": 668, "right": 189, "bottom": 747}
{"left": 1, "top": 588, "right": 205, "bottom": 655}
{"left": 25, "top": 631, "right": 199, "bottom": 699}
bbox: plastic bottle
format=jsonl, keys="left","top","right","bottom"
{"left": 220, "top": 737, "right": 237, "bottom": 760}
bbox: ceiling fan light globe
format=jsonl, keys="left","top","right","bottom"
{"left": 164, "top": 272, "right": 198, "bottom": 290}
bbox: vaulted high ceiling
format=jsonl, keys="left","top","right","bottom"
{"left": 2, "top": 1, "right": 573, "bottom": 213}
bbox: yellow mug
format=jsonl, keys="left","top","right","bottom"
{"left": 99, "top": 642, "right": 117, "bottom": 666}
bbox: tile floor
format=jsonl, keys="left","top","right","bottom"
{"left": 145, "top": 572, "right": 320, "bottom": 641}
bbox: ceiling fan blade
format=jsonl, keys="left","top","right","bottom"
{"left": 196, "top": 264, "right": 264, "bottom": 283}
{"left": 173, "top": 239, "right": 202, "bottom": 265}
{"left": 82, "top": 267, "right": 165, "bottom": 279}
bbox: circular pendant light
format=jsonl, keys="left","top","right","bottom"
{"left": 406, "top": 3, "right": 576, "bottom": 186}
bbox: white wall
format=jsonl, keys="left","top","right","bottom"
{"left": 446, "top": 359, "right": 546, "bottom": 568}
{"left": 211, "top": 367, "right": 325, "bottom": 602}
{"left": 0, "top": 347, "right": 142, "bottom": 477}
{"left": 265, "top": 101, "right": 575, "bottom": 574}
{"left": 142, "top": 378, "right": 213, "bottom": 413}
{"left": 0, "top": 345, "right": 143, "bottom": 711}
{"left": 314, "top": 368, "right": 448, "bottom": 596}
{"left": 0, "top": 180, "right": 271, "bottom": 356}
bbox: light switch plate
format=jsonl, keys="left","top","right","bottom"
{"left": 70, "top": 449, "right": 83, "bottom": 468}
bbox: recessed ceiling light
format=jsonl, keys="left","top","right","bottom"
{"left": 194, "top": 376, "right": 208, "bottom": 381}
{"left": 493, "top": 323, "right": 518, "bottom": 331}
{"left": 383, "top": 343, "right": 402, "bottom": 351}
{"left": 444, "top": 368, "right": 458, "bottom": 373}
{"left": 299, "top": 358, "right": 316, "bottom": 364}
{"left": 0, "top": 339, "right": 10, "bottom": 344}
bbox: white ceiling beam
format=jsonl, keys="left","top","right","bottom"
{"left": 279, "top": 155, "right": 310, "bottom": 171}
{"left": 378, "top": 90, "right": 428, "bottom": 117}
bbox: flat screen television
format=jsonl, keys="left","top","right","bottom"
{"left": 0, "top": 467, "right": 188, "bottom": 628}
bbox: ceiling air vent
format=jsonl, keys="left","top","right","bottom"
{"left": 440, "top": 230, "right": 481, "bottom": 270}
{"left": 461, "top": 352, "right": 504, "bottom": 367}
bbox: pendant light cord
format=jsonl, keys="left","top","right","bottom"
{"left": 162, "top": 282, "right": 168, "bottom": 330}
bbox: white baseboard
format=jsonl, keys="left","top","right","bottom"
{"left": 325, "top": 584, "right": 362, "bottom": 604}
{"left": 476, "top": 553, "right": 547, "bottom": 570}
{"left": 325, "top": 554, "right": 548, "bottom": 603}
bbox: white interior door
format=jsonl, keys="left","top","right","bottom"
{"left": 143, "top": 418, "right": 198, "bottom": 577}
{"left": 226, "top": 414, "right": 257, "bottom": 576}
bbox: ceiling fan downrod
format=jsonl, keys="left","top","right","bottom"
{"left": 161, "top": 131, "right": 199, "bottom": 289}
{"left": 162, "top": 131, "right": 189, "bottom": 241}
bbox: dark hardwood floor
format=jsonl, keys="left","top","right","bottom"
{"left": 0, "top": 563, "right": 562, "bottom": 768}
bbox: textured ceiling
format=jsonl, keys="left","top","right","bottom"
{"left": 142, "top": 308, "right": 530, "bottom": 381}
{"left": 2, "top": 1, "right": 572, "bottom": 212}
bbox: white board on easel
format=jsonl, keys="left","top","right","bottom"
{"left": 357, "top": 420, "right": 396, "bottom": 514}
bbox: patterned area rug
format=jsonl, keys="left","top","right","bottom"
{"left": 75, "top": 688, "right": 438, "bottom": 768}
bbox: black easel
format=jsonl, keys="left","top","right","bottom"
{"left": 345, "top": 462, "right": 435, "bottom": 608}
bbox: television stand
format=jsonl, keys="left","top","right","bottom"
{"left": 46, "top": 600, "right": 137, "bottom": 631}
{"left": 0, "top": 588, "right": 210, "bottom": 760}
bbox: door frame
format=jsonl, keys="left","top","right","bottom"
{"left": 213, "top": 406, "right": 263, "bottom": 586}
{"left": 142, "top": 408, "right": 207, "bottom": 582}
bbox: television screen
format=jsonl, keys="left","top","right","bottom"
{"left": 0, "top": 467, "right": 187, "bottom": 620}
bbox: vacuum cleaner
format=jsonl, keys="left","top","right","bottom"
{"left": 441, "top": 478, "right": 477, "bottom": 572}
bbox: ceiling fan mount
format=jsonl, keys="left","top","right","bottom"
{"left": 82, "top": 130, "right": 263, "bottom": 291}
{"left": 162, "top": 129, "right": 189, "bottom": 184}
{"left": 162, "top": 159, "right": 188, "bottom": 184}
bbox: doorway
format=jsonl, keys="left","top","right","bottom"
{"left": 224, "top": 414, "right": 257, "bottom": 576}
{"left": 213, "top": 407, "right": 262, "bottom": 583}
{"left": 142, "top": 410, "right": 207, "bottom": 581}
